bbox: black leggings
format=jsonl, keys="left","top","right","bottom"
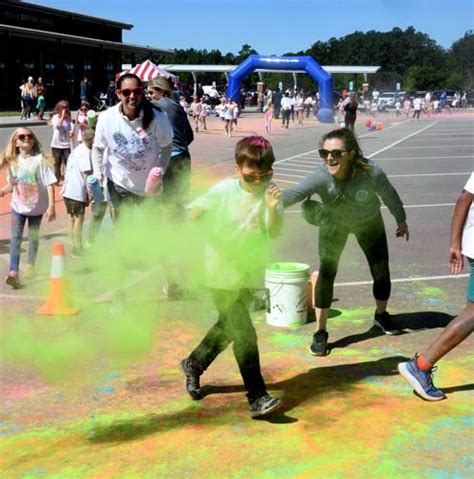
{"left": 315, "top": 213, "right": 391, "bottom": 309}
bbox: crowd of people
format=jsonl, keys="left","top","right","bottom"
{"left": 1, "top": 73, "right": 472, "bottom": 418}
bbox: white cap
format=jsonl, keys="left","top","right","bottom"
{"left": 28, "top": 76, "right": 33, "bottom": 82}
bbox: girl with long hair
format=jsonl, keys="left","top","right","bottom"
{"left": 0, "top": 128, "right": 57, "bottom": 288}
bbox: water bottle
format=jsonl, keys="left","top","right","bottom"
{"left": 144, "top": 167, "right": 163, "bottom": 195}
{"left": 87, "top": 175, "right": 104, "bottom": 203}
{"left": 87, "top": 110, "right": 97, "bottom": 129}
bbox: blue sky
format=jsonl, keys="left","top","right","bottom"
{"left": 31, "top": 0, "right": 473, "bottom": 55}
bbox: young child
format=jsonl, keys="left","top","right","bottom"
{"left": 263, "top": 99, "right": 273, "bottom": 134}
{"left": 61, "top": 128, "right": 94, "bottom": 258}
{"left": 50, "top": 100, "right": 74, "bottom": 184}
{"left": 181, "top": 135, "right": 283, "bottom": 418}
{"left": 189, "top": 96, "right": 202, "bottom": 133}
{"left": 199, "top": 98, "right": 209, "bottom": 130}
{"left": 0, "top": 128, "right": 56, "bottom": 288}
{"left": 36, "top": 94, "right": 45, "bottom": 120}
{"left": 75, "top": 101, "right": 90, "bottom": 144}
{"left": 224, "top": 98, "right": 236, "bottom": 137}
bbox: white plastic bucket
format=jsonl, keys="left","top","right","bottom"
{"left": 265, "top": 262, "right": 310, "bottom": 328}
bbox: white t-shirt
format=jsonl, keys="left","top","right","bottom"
{"left": 61, "top": 143, "right": 92, "bottom": 202}
{"left": 413, "top": 98, "right": 422, "bottom": 111}
{"left": 189, "top": 178, "right": 281, "bottom": 290}
{"left": 224, "top": 103, "right": 236, "bottom": 120}
{"left": 51, "top": 115, "right": 73, "bottom": 149}
{"left": 75, "top": 111, "right": 89, "bottom": 143}
{"left": 281, "top": 97, "right": 292, "bottom": 110}
{"left": 462, "top": 172, "right": 474, "bottom": 259}
{"left": 8, "top": 154, "right": 57, "bottom": 216}
{"left": 93, "top": 103, "right": 173, "bottom": 196}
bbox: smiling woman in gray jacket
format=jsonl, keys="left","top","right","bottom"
{"left": 282, "top": 128, "right": 409, "bottom": 356}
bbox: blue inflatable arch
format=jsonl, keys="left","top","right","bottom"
{"left": 226, "top": 55, "right": 334, "bottom": 123}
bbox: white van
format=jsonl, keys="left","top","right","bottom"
{"left": 378, "top": 91, "right": 406, "bottom": 108}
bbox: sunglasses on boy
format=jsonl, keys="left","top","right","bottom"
{"left": 241, "top": 170, "right": 273, "bottom": 184}
{"left": 318, "top": 149, "right": 348, "bottom": 161}
{"left": 117, "top": 87, "right": 144, "bottom": 97}
{"left": 17, "top": 134, "right": 34, "bottom": 141}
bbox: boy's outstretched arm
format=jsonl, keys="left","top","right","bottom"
{"left": 449, "top": 189, "right": 473, "bottom": 274}
{"left": 266, "top": 183, "right": 283, "bottom": 238}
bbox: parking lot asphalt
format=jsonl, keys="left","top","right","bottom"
{"left": 0, "top": 111, "right": 473, "bottom": 478}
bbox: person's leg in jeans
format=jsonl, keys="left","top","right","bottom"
{"left": 26, "top": 214, "right": 43, "bottom": 269}
{"left": 9, "top": 210, "right": 27, "bottom": 273}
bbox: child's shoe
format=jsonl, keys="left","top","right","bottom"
{"left": 181, "top": 358, "right": 202, "bottom": 400}
{"left": 249, "top": 394, "right": 282, "bottom": 418}
{"left": 398, "top": 356, "right": 445, "bottom": 401}
{"left": 5, "top": 271, "right": 22, "bottom": 289}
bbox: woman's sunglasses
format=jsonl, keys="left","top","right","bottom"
{"left": 318, "top": 149, "right": 348, "bottom": 160}
{"left": 17, "top": 134, "right": 34, "bottom": 141}
{"left": 242, "top": 170, "right": 273, "bottom": 184}
{"left": 117, "top": 87, "right": 144, "bottom": 97}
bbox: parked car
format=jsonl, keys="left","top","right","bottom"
{"left": 377, "top": 91, "right": 406, "bottom": 108}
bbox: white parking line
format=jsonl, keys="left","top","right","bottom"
{"left": 335, "top": 273, "right": 468, "bottom": 287}
{"left": 368, "top": 122, "right": 438, "bottom": 158}
{"left": 387, "top": 172, "right": 471, "bottom": 178}
{"left": 374, "top": 155, "right": 473, "bottom": 161}
{"left": 389, "top": 145, "right": 472, "bottom": 149}
{"left": 275, "top": 172, "right": 306, "bottom": 179}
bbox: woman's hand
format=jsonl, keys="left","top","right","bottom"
{"left": 265, "top": 183, "right": 282, "bottom": 210}
{"left": 449, "top": 246, "right": 463, "bottom": 274}
{"left": 46, "top": 205, "right": 56, "bottom": 222}
{"left": 396, "top": 221, "right": 409, "bottom": 241}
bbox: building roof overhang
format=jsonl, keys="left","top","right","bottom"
{"left": 0, "top": 24, "right": 173, "bottom": 56}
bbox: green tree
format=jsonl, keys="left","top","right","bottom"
{"left": 405, "top": 66, "right": 446, "bottom": 90}
{"left": 448, "top": 31, "right": 474, "bottom": 89}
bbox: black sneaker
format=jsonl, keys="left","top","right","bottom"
{"left": 373, "top": 311, "right": 401, "bottom": 335}
{"left": 309, "top": 330, "right": 329, "bottom": 356}
{"left": 181, "top": 358, "right": 202, "bottom": 400}
{"left": 249, "top": 394, "right": 282, "bottom": 418}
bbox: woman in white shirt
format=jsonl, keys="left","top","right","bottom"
{"left": 91, "top": 73, "right": 173, "bottom": 219}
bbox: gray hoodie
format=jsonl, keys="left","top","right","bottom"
{"left": 282, "top": 160, "right": 406, "bottom": 227}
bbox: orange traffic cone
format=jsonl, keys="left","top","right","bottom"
{"left": 37, "top": 242, "right": 79, "bottom": 316}
{"left": 307, "top": 271, "right": 319, "bottom": 311}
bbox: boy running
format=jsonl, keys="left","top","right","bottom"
{"left": 181, "top": 136, "right": 283, "bottom": 418}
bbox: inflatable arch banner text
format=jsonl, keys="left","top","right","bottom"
{"left": 226, "top": 55, "right": 334, "bottom": 123}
